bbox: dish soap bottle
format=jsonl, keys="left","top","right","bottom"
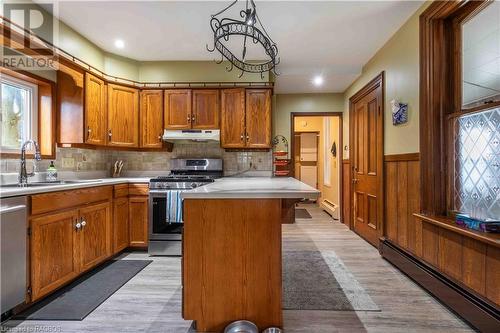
{"left": 46, "top": 161, "right": 58, "bottom": 182}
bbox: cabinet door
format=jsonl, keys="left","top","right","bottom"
{"left": 129, "top": 196, "right": 149, "bottom": 248}
{"left": 85, "top": 73, "right": 107, "bottom": 145}
{"left": 245, "top": 89, "right": 272, "bottom": 148}
{"left": 192, "top": 90, "right": 219, "bottom": 129}
{"left": 140, "top": 90, "right": 164, "bottom": 148}
{"left": 221, "top": 88, "right": 246, "bottom": 148}
{"left": 107, "top": 84, "right": 139, "bottom": 147}
{"left": 31, "top": 209, "right": 79, "bottom": 301}
{"left": 113, "top": 196, "right": 129, "bottom": 254}
{"left": 78, "top": 201, "right": 112, "bottom": 272}
{"left": 165, "top": 89, "right": 192, "bottom": 129}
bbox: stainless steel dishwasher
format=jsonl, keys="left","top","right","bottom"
{"left": 1, "top": 196, "right": 27, "bottom": 314}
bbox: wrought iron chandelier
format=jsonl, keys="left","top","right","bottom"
{"left": 207, "top": 0, "right": 280, "bottom": 78}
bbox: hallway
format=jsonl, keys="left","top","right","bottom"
{"left": 283, "top": 205, "right": 472, "bottom": 332}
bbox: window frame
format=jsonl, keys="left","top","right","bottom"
{"left": 0, "top": 68, "right": 56, "bottom": 159}
{"left": 1, "top": 73, "right": 39, "bottom": 152}
{"left": 420, "top": 0, "right": 495, "bottom": 218}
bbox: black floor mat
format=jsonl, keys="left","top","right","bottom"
{"left": 15, "top": 259, "right": 152, "bottom": 321}
{"left": 295, "top": 208, "right": 312, "bottom": 219}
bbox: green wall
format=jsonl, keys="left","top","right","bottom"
{"left": 343, "top": 2, "right": 431, "bottom": 157}
{"left": 273, "top": 93, "right": 345, "bottom": 147}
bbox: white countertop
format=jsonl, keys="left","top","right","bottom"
{"left": 0, "top": 178, "right": 150, "bottom": 198}
{"left": 181, "top": 177, "right": 320, "bottom": 199}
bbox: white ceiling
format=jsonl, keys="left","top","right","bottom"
{"left": 47, "top": 0, "right": 422, "bottom": 93}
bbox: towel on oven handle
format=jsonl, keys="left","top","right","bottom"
{"left": 166, "top": 190, "right": 184, "bottom": 223}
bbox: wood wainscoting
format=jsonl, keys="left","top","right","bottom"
{"left": 384, "top": 153, "right": 421, "bottom": 254}
{"left": 341, "top": 159, "right": 351, "bottom": 227}
{"left": 380, "top": 154, "right": 500, "bottom": 331}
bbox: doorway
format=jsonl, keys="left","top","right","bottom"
{"left": 349, "top": 72, "right": 384, "bottom": 247}
{"left": 290, "top": 112, "right": 343, "bottom": 220}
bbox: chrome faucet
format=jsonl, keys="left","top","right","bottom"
{"left": 18, "top": 140, "right": 42, "bottom": 187}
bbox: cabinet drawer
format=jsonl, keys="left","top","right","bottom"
{"left": 31, "top": 186, "right": 113, "bottom": 216}
{"left": 114, "top": 184, "right": 129, "bottom": 198}
{"left": 128, "top": 184, "right": 149, "bottom": 196}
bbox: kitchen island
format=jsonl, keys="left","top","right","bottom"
{"left": 181, "top": 177, "right": 319, "bottom": 332}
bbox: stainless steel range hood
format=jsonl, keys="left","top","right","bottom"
{"left": 162, "top": 129, "right": 220, "bottom": 142}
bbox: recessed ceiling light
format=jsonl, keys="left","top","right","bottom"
{"left": 114, "top": 39, "right": 125, "bottom": 49}
{"left": 313, "top": 76, "right": 324, "bottom": 86}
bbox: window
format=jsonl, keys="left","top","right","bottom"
{"left": 420, "top": 1, "right": 500, "bottom": 220}
{"left": 452, "top": 2, "right": 500, "bottom": 220}
{"left": 1, "top": 74, "right": 38, "bottom": 152}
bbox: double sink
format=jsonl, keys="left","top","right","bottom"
{"left": 0, "top": 179, "right": 104, "bottom": 188}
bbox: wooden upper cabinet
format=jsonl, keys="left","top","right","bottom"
{"left": 192, "top": 90, "right": 220, "bottom": 129}
{"left": 30, "top": 209, "right": 80, "bottom": 301}
{"left": 245, "top": 89, "right": 272, "bottom": 148}
{"left": 107, "top": 84, "right": 139, "bottom": 147}
{"left": 84, "top": 73, "right": 107, "bottom": 145}
{"left": 78, "top": 201, "right": 112, "bottom": 272}
{"left": 140, "top": 90, "right": 164, "bottom": 148}
{"left": 165, "top": 89, "right": 192, "bottom": 130}
{"left": 221, "top": 88, "right": 246, "bottom": 148}
{"left": 57, "top": 63, "right": 84, "bottom": 144}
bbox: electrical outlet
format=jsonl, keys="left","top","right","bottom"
{"left": 62, "top": 157, "right": 75, "bottom": 168}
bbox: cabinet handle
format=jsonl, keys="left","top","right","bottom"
{"left": 240, "top": 134, "right": 244, "bottom": 141}
{"left": 80, "top": 217, "right": 87, "bottom": 227}
{"left": 75, "top": 222, "right": 82, "bottom": 230}
{"left": 108, "top": 130, "right": 112, "bottom": 138}
{"left": 158, "top": 134, "right": 162, "bottom": 141}
{"left": 246, "top": 134, "right": 250, "bottom": 142}
{"left": 352, "top": 178, "right": 359, "bottom": 184}
{"left": 192, "top": 116, "right": 195, "bottom": 123}
{"left": 87, "top": 126, "right": 92, "bottom": 140}
{"left": 187, "top": 116, "right": 191, "bottom": 123}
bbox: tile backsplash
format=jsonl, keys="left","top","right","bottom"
{"left": 0, "top": 142, "right": 272, "bottom": 176}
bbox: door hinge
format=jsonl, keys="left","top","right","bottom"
{"left": 27, "top": 227, "right": 31, "bottom": 236}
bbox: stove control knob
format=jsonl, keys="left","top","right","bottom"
{"left": 190, "top": 183, "right": 198, "bottom": 189}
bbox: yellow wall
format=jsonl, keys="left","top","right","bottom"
{"left": 274, "top": 93, "right": 344, "bottom": 148}
{"left": 293, "top": 116, "right": 341, "bottom": 215}
{"left": 343, "top": 2, "right": 431, "bottom": 157}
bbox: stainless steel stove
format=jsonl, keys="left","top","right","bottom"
{"left": 148, "top": 159, "right": 223, "bottom": 256}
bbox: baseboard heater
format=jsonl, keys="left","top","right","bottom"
{"left": 380, "top": 239, "right": 500, "bottom": 333}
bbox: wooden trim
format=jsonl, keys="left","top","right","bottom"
{"left": 289, "top": 112, "right": 344, "bottom": 220}
{"left": 384, "top": 153, "right": 420, "bottom": 162}
{"left": 414, "top": 213, "right": 500, "bottom": 248}
{"left": 380, "top": 240, "right": 500, "bottom": 333}
{"left": 419, "top": 1, "right": 492, "bottom": 216}
{"left": 0, "top": 19, "right": 273, "bottom": 90}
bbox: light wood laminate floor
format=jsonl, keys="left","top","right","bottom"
{"left": 2, "top": 205, "right": 473, "bottom": 333}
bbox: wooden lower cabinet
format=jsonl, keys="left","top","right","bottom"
{"left": 129, "top": 196, "right": 149, "bottom": 248}
{"left": 78, "top": 202, "right": 112, "bottom": 272}
{"left": 30, "top": 209, "right": 80, "bottom": 301}
{"left": 113, "top": 196, "right": 130, "bottom": 253}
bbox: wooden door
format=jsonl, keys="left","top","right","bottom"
{"left": 245, "top": 89, "right": 271, "bottom": 148}
{"left": 30, "top": 209, "right": 79, "bottom": 301}
{"left": 350, "top": 75, "right": 384, "bottom": 246}
{"left": 192, "top": 90, "right": 220, "bottom": 129}
{"left": 78, "top": 201, "right": 112, "bottom": 272}
{"left": 107, "top": 84, "right": 139, "bottom": 147}
{"left": 140, "top": 90, "right": 164, "bottom": 148}
{"left": 164, "top": 89, "right": 192, "bottom": 129}
{"left": 129, "top": 196, "right": 149, "bottom": 248}
{"left": 113, "top": 196, "right": 129, "bottom": 253}
{"left": 84, "top": 73, "right": 107, "bottom": 145}
{"left": 221, "top": 88, "right": 246, "bottom": 148}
